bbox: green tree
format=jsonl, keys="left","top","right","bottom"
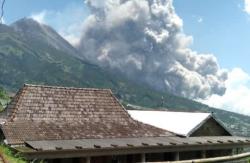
{"left": 0, "top": 87, "right": 9, "bottom": 111}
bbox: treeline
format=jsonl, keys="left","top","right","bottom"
{"left": 0, "top": 87, "right": 9, "bottom": 111}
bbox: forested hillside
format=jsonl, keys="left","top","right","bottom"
{"left": 0, "top": 18, "right": 249, "bottom": 136}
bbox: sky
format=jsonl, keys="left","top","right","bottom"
{"left": 173, "top": 0, "right": 250, "bottom": 74}
{"left": 4, "top": 0, "right": 250, "bottom": 73}
{"left": 4, "top": 0, "right": 89, "bottom": 45}
{"left": 173, "top": 0, "right": 250, "bottom": 115}
{"left": 2, "top": 0, "right": 250, "bottom": 115}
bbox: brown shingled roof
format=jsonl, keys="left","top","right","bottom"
{"left": 1, "top": 84, "right": 172, "bottom": 145}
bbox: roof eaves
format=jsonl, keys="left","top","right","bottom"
{"left": 20, "top": 136, "right": 250, "bottom": 155}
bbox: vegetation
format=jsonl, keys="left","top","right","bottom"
{"left": 0, "top": 20, "right": 250, "bottom": 137}
{"left": 0, "top": 144, "right": 27, "bottom": 163}
{"left": 0, "top": 87, "right": 9, "bottom": 111}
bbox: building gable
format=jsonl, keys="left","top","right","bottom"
{"left": 128, "top": 110, "right": 232, "bottom": 137}
{"left": 190, "top": 117, "right": 232, "bottom": 136}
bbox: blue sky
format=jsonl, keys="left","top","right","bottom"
{"left": 4, "top": 0, "right": 88, "bottom": 23}
{"left": 173, "top": 0, "right": 250, "bottom": 114}
{"left": 174, "top": 0, "right": 250, "bottom": 74}
{"left": 3, "top": 0, "right": 250, "bottom": 114}
{"left": 3, "top": 0, "right": 89, "bottom": 45}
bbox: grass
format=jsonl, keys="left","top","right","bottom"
{"left": 0, "top": 144, "right": 27, "bottom": 163}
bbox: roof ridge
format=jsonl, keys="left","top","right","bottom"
{"left": 3, "top": 84, "right": 173, "bottom": 144}
{"left": 210, "top": 114, "right": 233, "bottom": 136}
{"left": 129, "top": 109, "right": 211, "bottom": 114}
{"left": 24, "top": 84, "right": 112, "bottom": 91}
{"left": 126, "top": 104, "right": 210, "bottom": 113}
{"left": 7, "top": 85, "right": 27, "bottom": 121}
{"left": 109, "top": 90, "right": 132, "bottom": 119}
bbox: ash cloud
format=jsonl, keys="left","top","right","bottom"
{"left": 78, "top": 0, "right": 227, "bottom": 99}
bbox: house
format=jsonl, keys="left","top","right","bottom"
{"left": 128, "top": 110, "right": 232, "bottom": 137}
{"left": 0, "top": 84, "right": 250, "bottom": 163}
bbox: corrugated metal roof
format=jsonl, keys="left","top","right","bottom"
{"left": 25, "top": 136, "right": 250, "bottom": 151}
{"left": 128, "top": 110, "right": 212, "bottom": 137}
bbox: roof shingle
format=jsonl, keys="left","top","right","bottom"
{"left": 1, "top": 84, "right": 172, "bottom": 145}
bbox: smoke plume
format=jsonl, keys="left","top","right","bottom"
{"left": 78, "top": 0, "right": 227, "bottom": 99}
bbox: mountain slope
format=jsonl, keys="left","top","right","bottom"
{"left": 0, "top": 18, "right": 249, "bottom": 136}
{"left": 11, "top": 18, "right": 83, "bottom": 60}
{"left": 0, "top": 19, "right": 192, "bottom": 107}
{"left": 0, "top": 19, "right": 120, "bottom": 91}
